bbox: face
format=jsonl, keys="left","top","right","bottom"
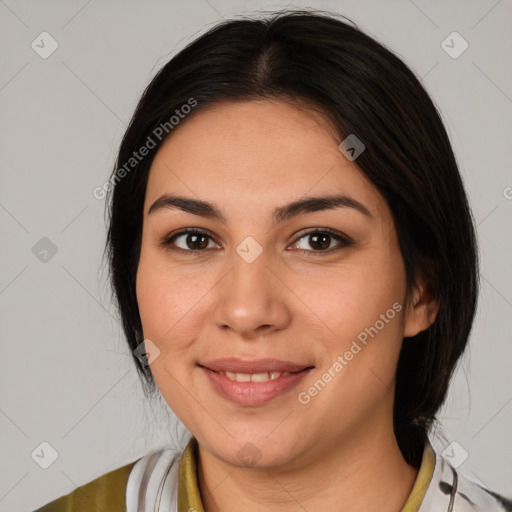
{"left": 136, "top": 99, "right": 426, "bottom": 469}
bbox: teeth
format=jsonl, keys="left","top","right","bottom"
{"left": 221, "top": 371, "right": 291, "bottom": 382}
{"left": 249, "top": 372, "right": 270, "bottom": 382}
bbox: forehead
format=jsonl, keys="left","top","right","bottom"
{"left": 144, "top": 99, "right": 387, "bottom": 222}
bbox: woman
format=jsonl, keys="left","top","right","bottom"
{"left": 34, "top": 9, "right": 511, "bottom": 512}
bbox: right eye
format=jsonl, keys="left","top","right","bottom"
{"left": 160, "top": 228, "right": 221, "bottom": 254}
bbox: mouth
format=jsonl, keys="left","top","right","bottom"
{"left": 198, "top": 360, "right": 315, "bottom": 406}
{"left": 202, "top": 368, "right": 299, "bottom": 382}
{"left": 198, "top": 357, "right": 314, "bottom": 374}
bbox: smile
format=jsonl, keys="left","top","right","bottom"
{"left": 217, "top": 370, "right": 291, "bottom": 382}
{"left": 199, "top": 365, "right": 313, "bottom": 406}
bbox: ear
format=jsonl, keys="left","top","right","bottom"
{"left": 403, "top": 276, "right": 439, "bottom": 338}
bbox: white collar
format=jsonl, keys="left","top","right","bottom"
{"left": 126, "top": 447, "right": 180, "bottom": 512}
{"left": 125, "top": 439, "right": 510, "bottom": 512}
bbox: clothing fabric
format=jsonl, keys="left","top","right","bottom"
{"left": 32, "top": 459, "right": 136, "bottom": 511}
{"left": 34, "top": 436, "right": 512, "bottom": 511}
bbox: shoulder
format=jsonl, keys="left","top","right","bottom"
{"left": 33, "top": 445, "right": 186, "bottom": 512}
{"left": 420, "top": 449, "right": 512, "bottom": 511}
{"left": 32, "top": 458, "right": 140, "bottom": 512}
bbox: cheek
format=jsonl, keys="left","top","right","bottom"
{"left": 295, "top": 259, "right": 405, "bottom": 345}
{"left": 135, "top": 255, "right": 204, "bottom": 414}
{"left": 297, "top": 250, "right": 406, "bottom": 397}
{"left": 136, "top": 259, "right": 174, "bottom": 338}
{"left": 135, "top": 250, "right": 217, "bottom": 354}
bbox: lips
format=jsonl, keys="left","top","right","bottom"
{"left": 199, "top": 357, "right": 313, "bottom": 374}
{"left": 198, "top": 358, "right": 315, "bottom": 406}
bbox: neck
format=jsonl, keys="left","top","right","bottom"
{"left": 196, "top": 414, "right": 420, "bottom": 512}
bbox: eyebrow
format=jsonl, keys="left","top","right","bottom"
{"left": 148, "top": 193, "right": 374, "bottom": 225}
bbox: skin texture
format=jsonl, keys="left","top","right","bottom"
{"left": 136, "top": 99, "right": 439, "bottom": 512}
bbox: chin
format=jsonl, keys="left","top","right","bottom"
{"left": 208, "top": 430, "right": 305, "bottom": 469}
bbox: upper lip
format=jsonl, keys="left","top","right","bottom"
{"left": 199, "top": 358, "right": 313, "bottom": 374}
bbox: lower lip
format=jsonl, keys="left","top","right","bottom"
{"left": 200, "top": 366, "right": 313, "bottom": 406}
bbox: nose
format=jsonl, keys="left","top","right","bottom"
{"left": 211, "top": 250, "right": 292, "bottom": 339}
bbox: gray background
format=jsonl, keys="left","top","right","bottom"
{"left": 0, "top": 0, "right": 511, "bottom": 510}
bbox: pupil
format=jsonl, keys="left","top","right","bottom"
{"left": 310, "top": 233, "right": 330, "bottom": 250}
{"left": 184, "top": 233, "right": 332, "bottom": 251}
{"left": 187, "top": 234, "right": 208, "bottom": 250}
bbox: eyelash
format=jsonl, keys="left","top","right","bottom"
{"left": 159, "top": 227, "right": 354, "bottom": 257}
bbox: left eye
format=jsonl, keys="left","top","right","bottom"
{"left": 291, "top": 230, "right": 352, "bottom": 253}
